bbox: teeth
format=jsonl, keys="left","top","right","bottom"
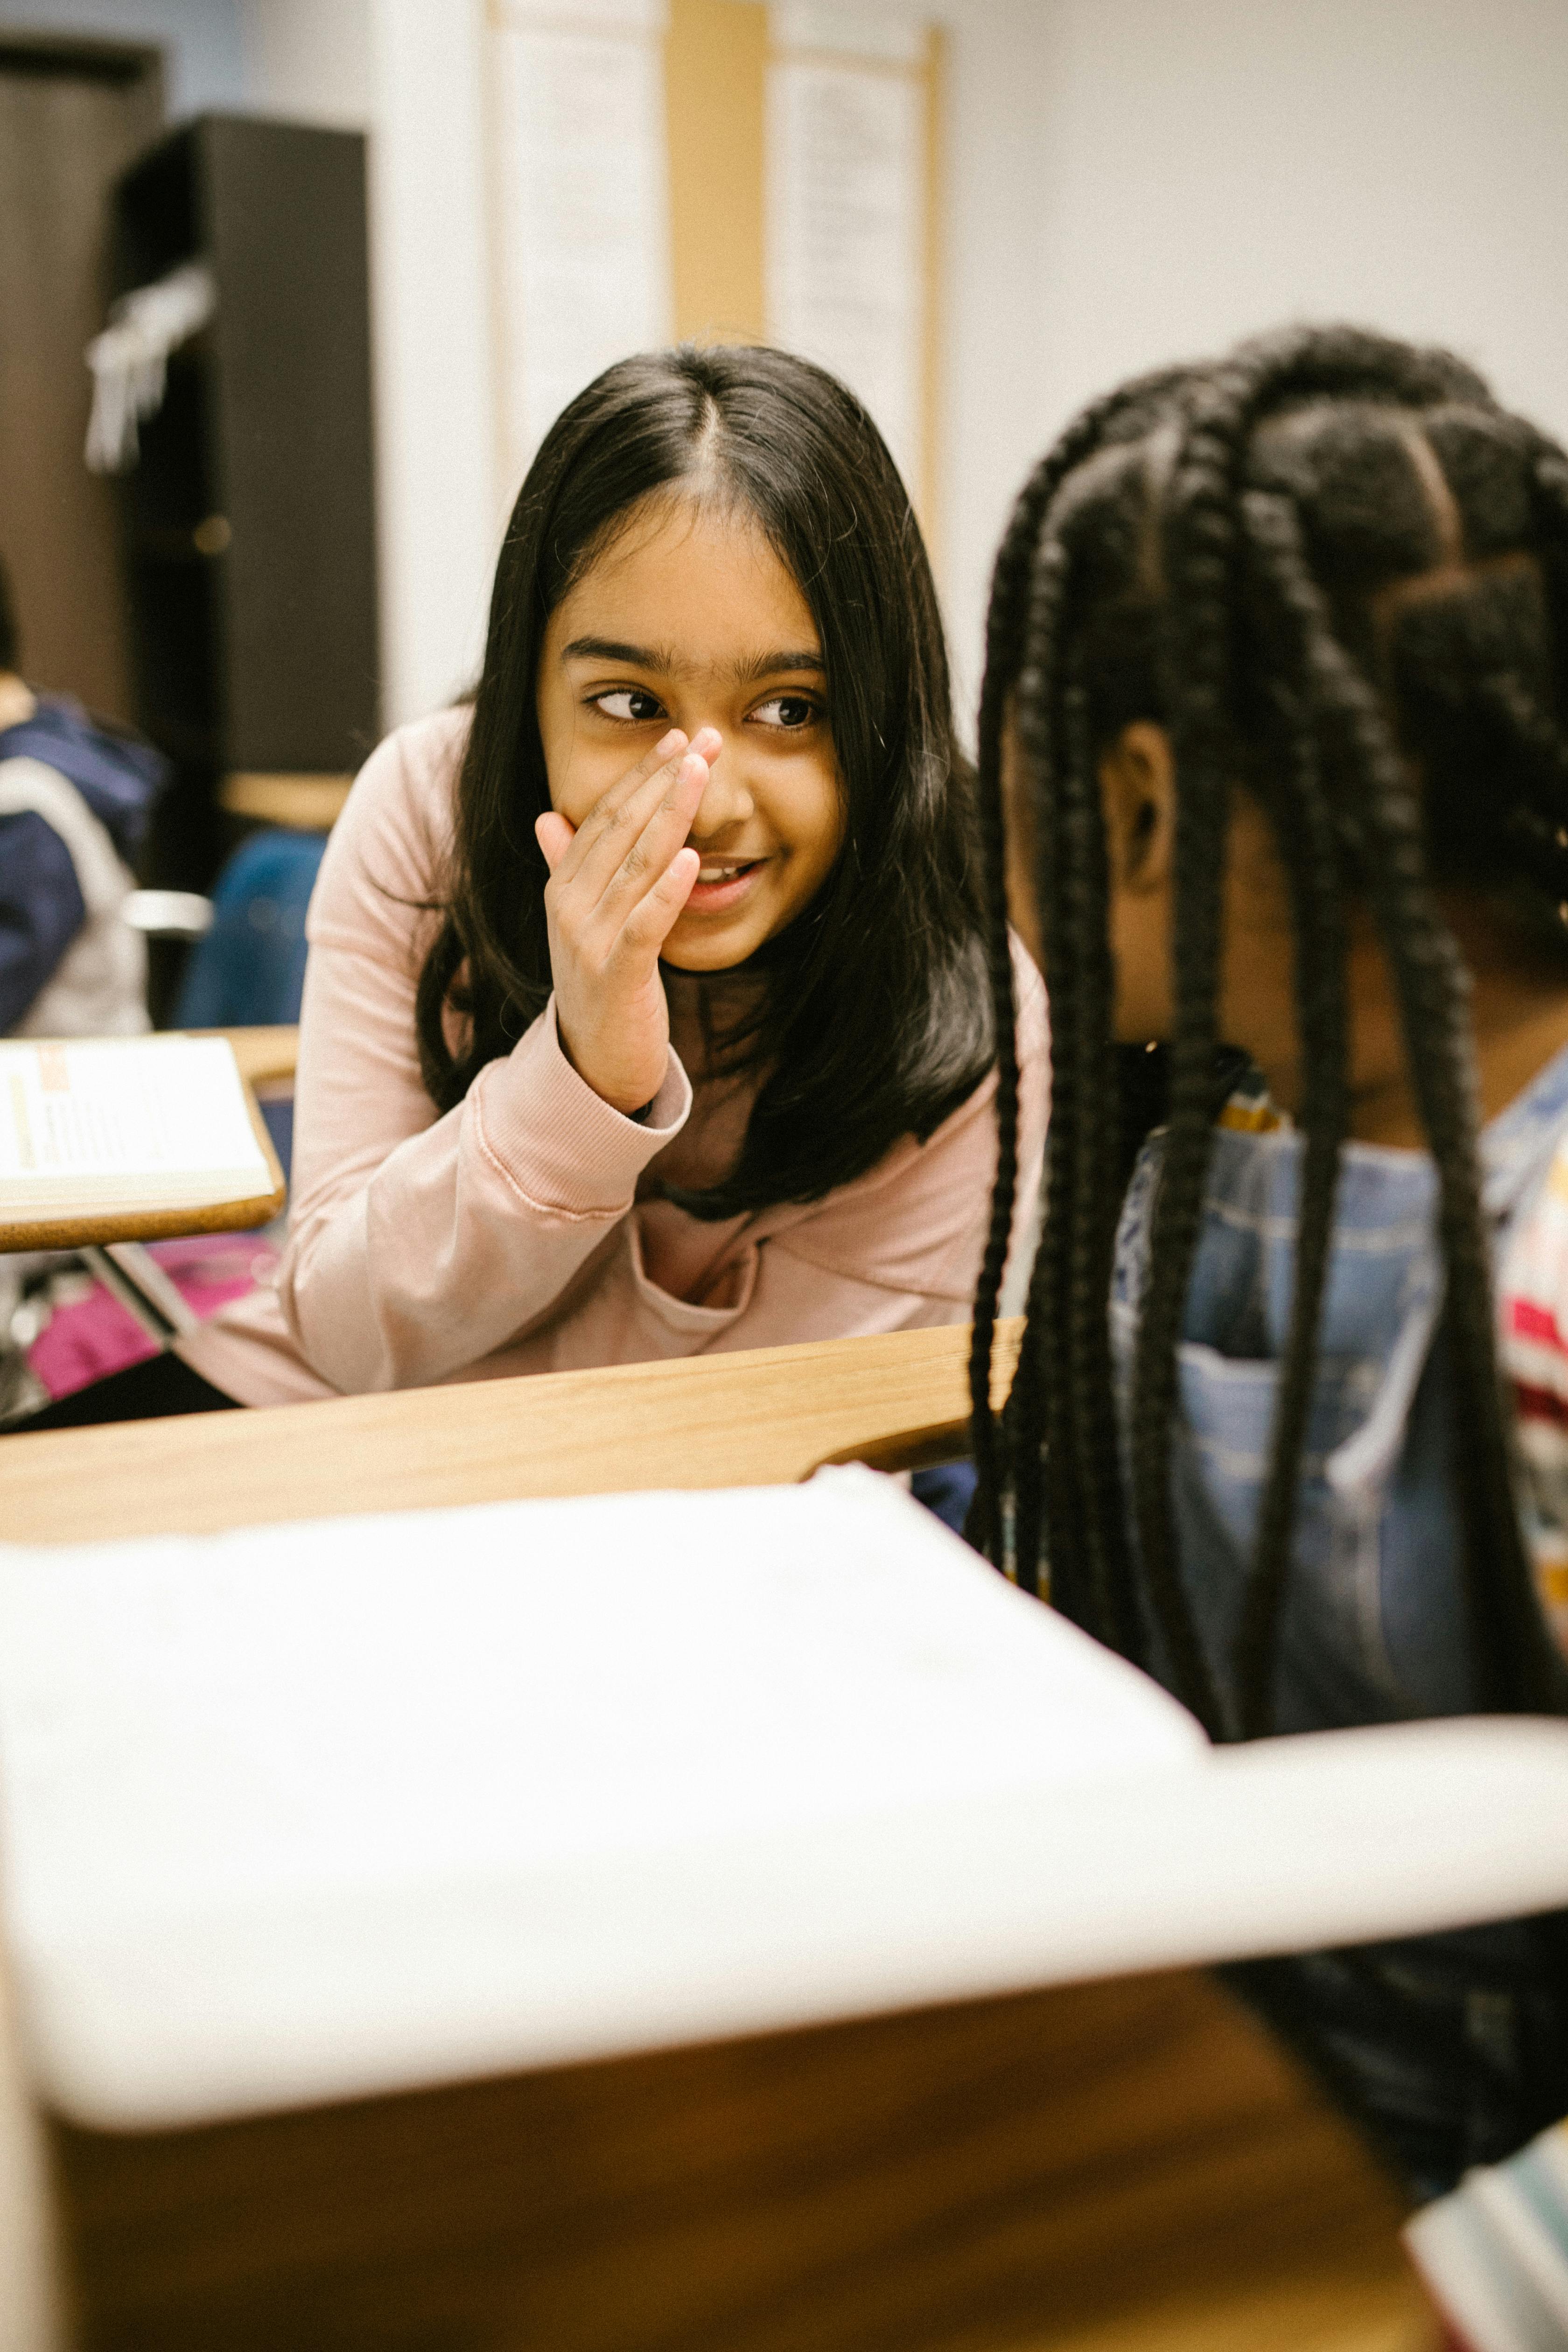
{"left": 698, "top": 865, "right": 743, "bottom": 882}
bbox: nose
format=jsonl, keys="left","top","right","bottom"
{"left": 689, "top": 736, "right": 754, "bottom": 838}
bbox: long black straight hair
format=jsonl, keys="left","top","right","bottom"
{"left": 414, "top": 343, "right": 991, "bottom": 1220}
{"left": 969, "top": 323, "right": 1568, "bottom": 1740}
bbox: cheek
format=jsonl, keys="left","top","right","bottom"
{"left": 1000, "top": 726, "right": 1038, "bottom": 945}
{"left": 535, "top": 692, "right": 572, "bottom": 814}
{"left": 1107, "top": 886, "right": 1173, "bottom": 1039}
{"left": 1004, "top": 822, "right": 1042, "bottom": 968}
{"left": 540, "top": 717, "right": 612, "bottom": 827}
{"left": 535, "top": 685, "right": 608, "bottom": 825}
{"left": 551, "top": 770, "right": 601, "bottom": 827}
{"left": 770, "top": 757, "right": 845, "bottom": 876}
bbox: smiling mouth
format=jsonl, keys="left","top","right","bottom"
{"left": 693, "top": 858, "right": 764, "bottom": 884}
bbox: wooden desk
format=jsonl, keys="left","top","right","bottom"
{"left": 0, "top": 1324, "right": 1435, "bottom": 2352}
{"left": 49, "top": 1970, "right": 1428, "bottom": 2352}
{"left": 197, "top": 1022, "right": 300, "bottom": 1088}
{"left": 219, "top": 773, "right": 352, "bottom": 832}
{"left": 0, "top": 1320, "right": 1022, "bottom": 1546}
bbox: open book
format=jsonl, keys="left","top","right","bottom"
{"left": 0, "top": 1033, "right": 283, "bottom": 1249}
{"left": 2, "top": 1467, "right": 1567, "bottom": 2135}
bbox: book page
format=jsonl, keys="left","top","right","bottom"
{"left": 0, "top": 1036, "right": 271, "bottom": 1216}
{"left": 0, "top": 1469, "right": 1203, "bottom": 1945}
{"left": 7, "top": 1472, "right": 1566, "bottom": 2129}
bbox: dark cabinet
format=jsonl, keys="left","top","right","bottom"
{"left": 115, "top": 114, "right": 379, "bottom": 781}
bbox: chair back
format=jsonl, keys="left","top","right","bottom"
{"left": 171, "top": 829, "right": 327, "bottom": 1029}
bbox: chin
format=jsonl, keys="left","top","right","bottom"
{"left": 661, "top": 924, "right": 762, "bottom": 973}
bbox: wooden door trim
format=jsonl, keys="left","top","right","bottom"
{"left": 0, "top": 35, "right": 162, "bottom": 93}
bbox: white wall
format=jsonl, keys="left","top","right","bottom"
{"left": 238, "top": 0, "right": 368, "bottom": 130}
{"left": 240, "top": 0, "right": 500, "bottom": 729}
{"left": 17, "top": 0, "right": 1568, "bottom": 739}
{"left": 934, "top": 0, "right": 1055, "bottom": 719}
{"left": 934, "top": 0, "right": 1568, "bottom": 709}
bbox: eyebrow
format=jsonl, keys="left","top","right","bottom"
{"left": 560, "top": 636, "right": 825, "bottom": 682}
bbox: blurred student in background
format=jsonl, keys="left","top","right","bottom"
{"left": 967, "top": 326, "right": 1568, "bottom": 2214}
{"left": 10, "top": 345, "right": 1045, "bottom": 1431}
{"left": 0, "top": 552, "right": 165, "bottom": 1039}
{"left": 0, "top": 550, "right": 170, "bottom": 1420}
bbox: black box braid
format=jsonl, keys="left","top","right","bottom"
{"left": 966, "top": 365, "right": 1202, "bottom": 1572}
{"left": 971, "top": 322, "right": 1568, "bottom": 1741}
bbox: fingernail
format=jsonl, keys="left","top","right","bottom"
{"left": 679, "top": 752, "right": 707, "bottom": 784}
{"left": 656, "top": 728, "right": 684, "bottom": 760}
{"left": 691, "top": 726, "right": 721, "bottom": 756}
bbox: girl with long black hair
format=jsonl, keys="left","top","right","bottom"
{"left": 969, "top": 325, "right": 1568, "bottom": 2201}
{"left": 99, "top": 342, "right": 1041, "bottom": 1417}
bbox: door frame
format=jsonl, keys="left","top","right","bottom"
{"left": 0, "top": 33, "right": 163, "bottom": 101}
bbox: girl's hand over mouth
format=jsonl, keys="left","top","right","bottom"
{"left": 534, "top": 726, "right": 718, "bottom": 1114}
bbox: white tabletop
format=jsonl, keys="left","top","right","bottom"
{"left": 2, "top": 1470, "right": 1567, "bottom": 2133}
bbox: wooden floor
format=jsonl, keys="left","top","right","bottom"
{"left": 49, "top": 1969, "right": 1434, "bottom": 2352}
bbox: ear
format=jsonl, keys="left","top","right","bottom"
{"left": 1099, "top": 721, "right": 1176, "bottom": 894}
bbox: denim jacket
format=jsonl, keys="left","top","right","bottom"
{"left": 1109, "top": 1041, "right": 1568, "bottom": 1735}
{"left": 1106, "top": 1047, "right": 1568, "bottom": 2196}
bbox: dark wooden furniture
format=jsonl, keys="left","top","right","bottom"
{"left": 49, "top": 1969, "right": 1426, "bottom": 2352}
{"left": 114, "top": 115, "right": 379, "bottom": 801}
{"left": 0, "top": 34, "right": 163, "bottom": 725}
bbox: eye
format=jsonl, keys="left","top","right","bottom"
{"left": 751, "top": 693, "right": 819, "bottom": 731}
{"left": 590, "top": 687, "right": 665, "bottom": 723}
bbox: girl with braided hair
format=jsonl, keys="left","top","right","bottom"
{"left": 970, "top": 325, "right": 1568, "bottom": 2205}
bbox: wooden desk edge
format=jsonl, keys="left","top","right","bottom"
{"left": 0, "top": 1321, "right": 1024, "bottom": 1547}
{"left": 0, "top": 1187, "right": 286, "bottom": 1255}
{"left": 219, "top": 774, "right": 352, "bottom": 833}
{"left": 198, "top": 1026, "right": 300, "bottom": 1086}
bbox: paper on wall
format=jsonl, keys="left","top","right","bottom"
{"left": 769, "top": 4, "right": 926, "bottom": 65}
{"left": 766, "top": 12, "right": 927, "bottom": 499}
{"left": 491, "top": 0, "right": 674, "bottom": 488}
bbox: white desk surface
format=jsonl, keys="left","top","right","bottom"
{"left": 3, "top": 1472, "right": 1567, "bottom": 2135}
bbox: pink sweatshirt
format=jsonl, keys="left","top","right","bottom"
{"left": 181, "top": 709, "right": 1049, "bottom": 1408}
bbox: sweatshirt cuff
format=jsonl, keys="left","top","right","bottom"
{"left": 469, "top": 995, "right": 691, "bottom": 1218}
